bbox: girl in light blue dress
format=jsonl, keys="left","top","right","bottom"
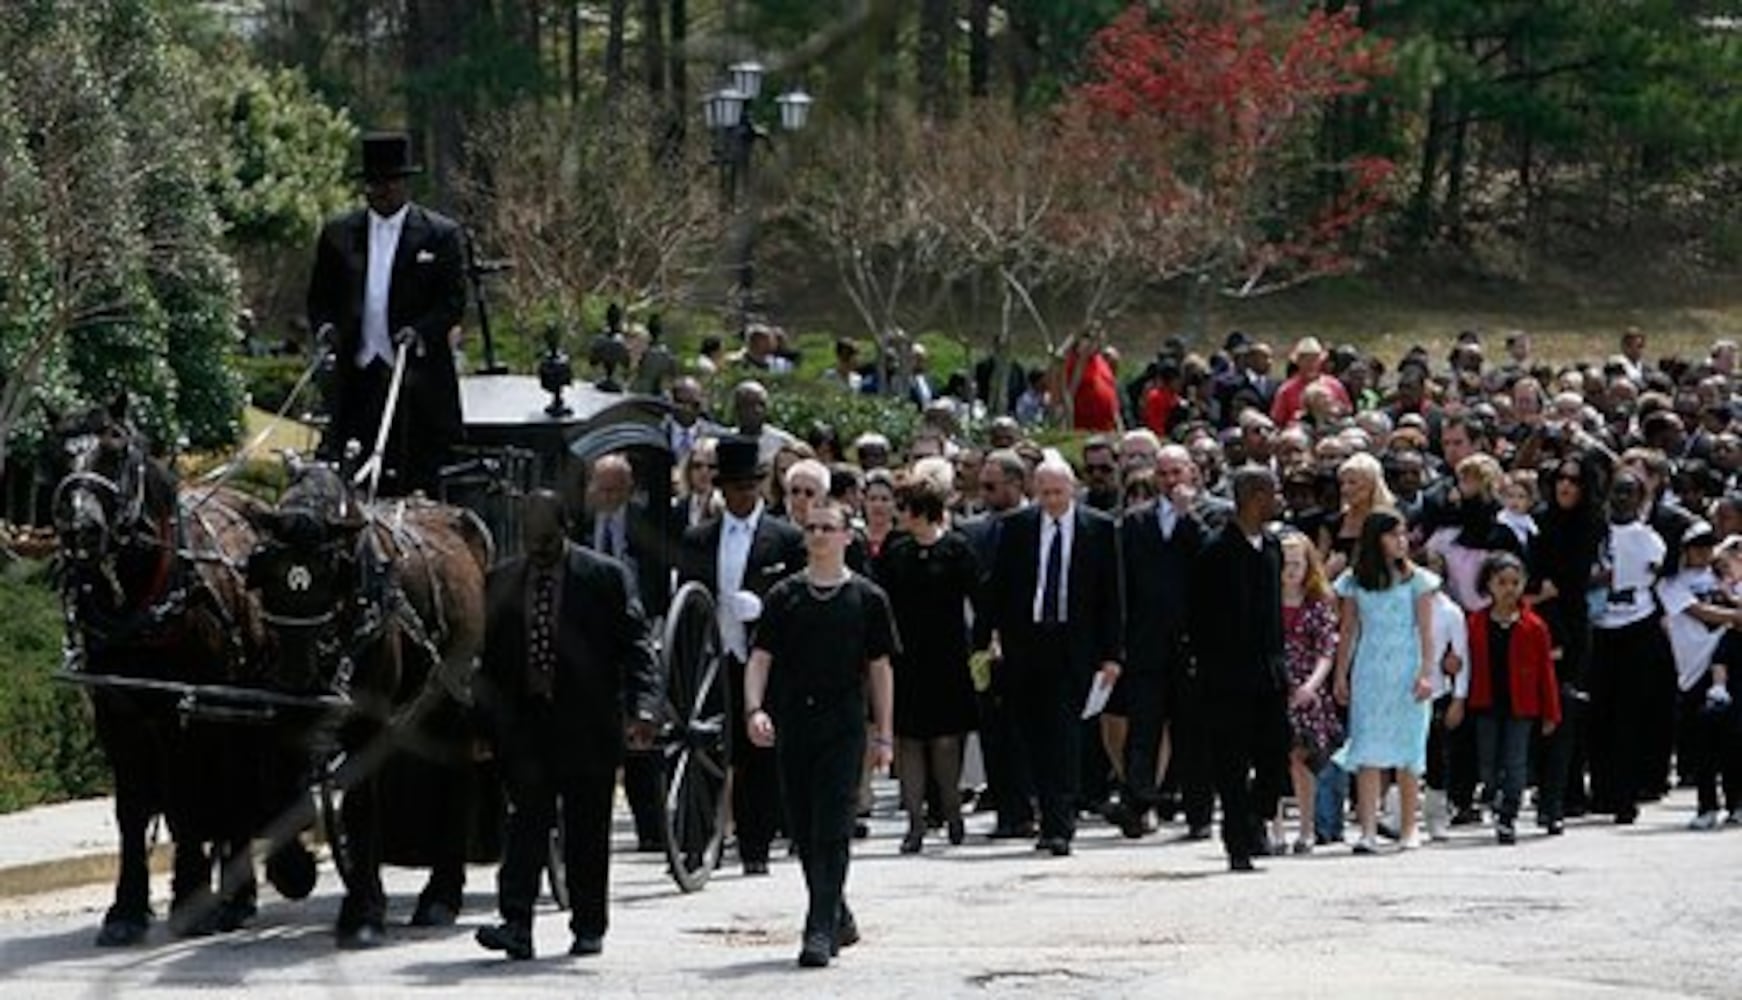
{"left": 1333, "top": 508, "right": 1440, "bottom": 854}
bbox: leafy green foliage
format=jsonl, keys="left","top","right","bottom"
{"left": 0, "top": 562, "right": 107, "bottom": 813}
{"left": 208, "top": 63, "right": 358, "bottom": 251}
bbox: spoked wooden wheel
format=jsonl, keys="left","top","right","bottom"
{"left": 658, "top": 582, "right": 731, "bottom": 893}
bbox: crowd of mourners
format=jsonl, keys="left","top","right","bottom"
{"left": 649, "top": 324, "right": 1742, "bottom": 867}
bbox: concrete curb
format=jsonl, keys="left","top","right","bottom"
{"left": 0, "top": 844, "right": 172, "bottom": 899}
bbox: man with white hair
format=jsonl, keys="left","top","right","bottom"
{"left": 985, "top": 459, "right": 1124, "bottom": 856}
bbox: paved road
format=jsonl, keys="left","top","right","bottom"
{"left": 2, "top": 786, "right": 1738, "bottom": 999}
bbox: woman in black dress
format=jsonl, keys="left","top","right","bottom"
{"left": 1527, "top": 451, "right": 1610, "bottom": 829}
{"left": 874, "top": 475, "right": 981, "bottom": 853}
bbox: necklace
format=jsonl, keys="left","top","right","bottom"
{"left": 805, "top": 568, "right": 851, "bottom": 601}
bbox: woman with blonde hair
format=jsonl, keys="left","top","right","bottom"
{"left": 1320, "top": 452, "right": 1397, "bottom": 579}
{"left": 673, "top": 435, "right": 722, "bottom": 530}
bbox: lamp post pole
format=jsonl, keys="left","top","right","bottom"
{"left": 700, "top": 63, "right": 813, "bottom": 337}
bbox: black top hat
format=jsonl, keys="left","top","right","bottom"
{"left": 715, "top": 436, "right": 765, "bottom": 484}
{"left": 358, "top": 132, "right": 422, "bottom": 181}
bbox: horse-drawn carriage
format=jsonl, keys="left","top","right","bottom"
{"left": 50, "top": 362, "right": 733, "bottom": 946}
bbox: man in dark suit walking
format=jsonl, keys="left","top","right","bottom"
{"left": 1191, "top": 465, "right": 1292, "bottom": 872}
{"left": 678, "top": 436, "right": 805, "bottom": 874}
{"left": 959, "top": 450, "right": 1031, "bottom": 838}
{"left": 985, "top": 458, "right": 1123, "bottom": 856}
{"left": 1110, "top": 445, "right": 1210, "bottom": 839}
{"left": 474, "top": 491, "right": 661, "bottom": 960}
{"left": 578, "top": 451, "right": 668, "bottom": 853}
{"left": 308, "top": 132, "right": 467, "bottom": 497}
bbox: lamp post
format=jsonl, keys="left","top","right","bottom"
{"left": 700, "top": 61, "right": 813, "bottom": 335}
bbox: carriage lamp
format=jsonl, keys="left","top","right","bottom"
{"left": 538, "top": 324, "right": 573, "bottom": 418}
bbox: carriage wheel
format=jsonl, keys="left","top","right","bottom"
{"left": 546, "top": 797, "right": 570, "bottom": 911}
{"left": 659, "top": 582, "right": 731, "bottom": 893}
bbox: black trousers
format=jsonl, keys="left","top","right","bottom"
{"left": 1118, "top": 670, "right": 1168, "bottom": 810}
{"left": 775, "top": 695, "right": 866, "bottom": 943}
{"left": 1589, "top": 617, "right": 1665, "bottom": 815}
{"left": 496, "top": 756, "right": 616, "bottom": 939}
{"left": 727, "top": 654, "right": 783, "bottom": 863}
{"left": 985, "top": 669, "right": 1036, "bottom": 832}
{"left": 1007, "top": 630, "right": 1083, "bottom": 841}
{"left": 326, "top": 359, "right": 450, "bottom": 497}
{"left": 1164, "top": 667, "right": 1215, "bottom": 828}
{"left": 623, "top": 754, "right": 664, "bottom": 846}
{"left": 1679, "top": 678, "right": 1741, "bottom": 815}
{"left": 1207, "top": 688, "right": 1291, "bottom": 860}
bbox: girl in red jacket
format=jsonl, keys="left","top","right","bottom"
{"left": 1465, "top": 552, "right": 1561, "bottom": 844}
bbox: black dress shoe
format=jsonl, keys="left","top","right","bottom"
{"left": 1545, "top": 818, "right": 1565, "bottom": 836}
{"left": 1450, "top": 806, "right": 1483, "bottom": 827}
{"left": 1615, "top": 807, "right": 1638, "bottom": 826}
{"left": 569, "top": 934, "right": 604, "bottom": 957}
{"left": 409, "top": 900, "right": 458, "bottom": 928}
{"left": 1229, "top": 855, "right": 1257, "bottom": 873}
{"left": 835, "top": 906, "right": 860, "bottom": 953}
{"left": 899, "top": 831, "right": 924, "bottom": 854}
{"left": 475, "top": 923, "right": 534, "bottom": 960}
{"left": 743, "top": 859, "right": 770, "bottom": 876}
{"left": 1039, "top": 836, "right": 1072, "bottom": 857}
{"left": 338, "top": 922, "right": 387, "bottom": 950}
{"left": 947, "top": 819, "right": 966, "bottom": 845}
{"left": 798, "top": 933, "right": 833, "bottom": 968}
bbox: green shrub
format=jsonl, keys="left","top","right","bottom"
{"left": 235, "top": 353, "right": 311, "bottom": 414}
{"left": 0, "top": 562, "right": 107, "bottom": 813}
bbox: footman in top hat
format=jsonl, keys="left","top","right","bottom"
{"left": 308, "top": 131, "right": 467, "bottom": 496}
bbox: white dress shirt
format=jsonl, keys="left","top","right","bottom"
{"left": 1032, "top": 505, "right": 1076, "bottom": 623}
{"left": 1157, "top": 498, "right": 1178, "bottom": 541}
{"left": 357, "top": 205, "right": 409, "bottom": 368}
{"left": 717, "top": 503, "right": 762, "bottom": 660}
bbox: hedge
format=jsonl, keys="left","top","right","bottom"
{"left": 0, "top": 561, "right": 108, "bottom": 813}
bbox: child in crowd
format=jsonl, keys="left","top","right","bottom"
{"left": 1464, "top": 553, "right": 1560, "bottom": 844}
{"left": 1334, "top": 509, "right": 1440, "bottom": 854}
{"left": 1497, "top": 470, "right": 1540, "bottom": 549}
{"left": 1421, "top": 549, "right": 1470, "bottom": 841}
{"left": 1656, "top": 526, "right": 1742, "bottom": 829}
{"left": 1274, "top": 532, "right": 1342, "bottom": 853}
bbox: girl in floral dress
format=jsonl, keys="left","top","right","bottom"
{"left": 1273, "top": 531, "right": 1343, "bottom": 853}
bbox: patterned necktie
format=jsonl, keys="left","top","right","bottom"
{"left": 1041, "top": 520, "right": 1064, "bottom": 624}
{"left": 529, "top": 571, "right": 555, "bottom": 699}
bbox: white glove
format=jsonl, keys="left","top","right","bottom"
{"left": 727, "top": 590, "right": 763, "bottom": 624}
{"left": 1706, "top": 685, "right": 1731, "bottom": 708}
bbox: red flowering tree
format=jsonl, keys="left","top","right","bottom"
{"left": 1061, "top": 1, "right": 1395, "bottom": 333}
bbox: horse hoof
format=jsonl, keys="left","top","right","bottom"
{"left": 266, "top": 843, "right": 317, "bottom": 901}
{"left": 337, "top": 923, "right": 386, "bottom": 950}
{"left": 408, "top": 901, "right": 457, "bottom": 928}
{"left": 95, "top": 916, "right": 150, "bottom": 947}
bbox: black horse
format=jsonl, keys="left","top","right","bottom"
{"left": 50, "top": 395, "right": 313, "bottom": 945}
{"left": 245, "top": 461, "right": 489, "bottom": 948}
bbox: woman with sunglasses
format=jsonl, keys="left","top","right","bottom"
{"left": 1526, "top": 453, "right": 1608, "bottom": 830}
{"left": 673, "top": 435, "right": 722, "bottom": 531}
